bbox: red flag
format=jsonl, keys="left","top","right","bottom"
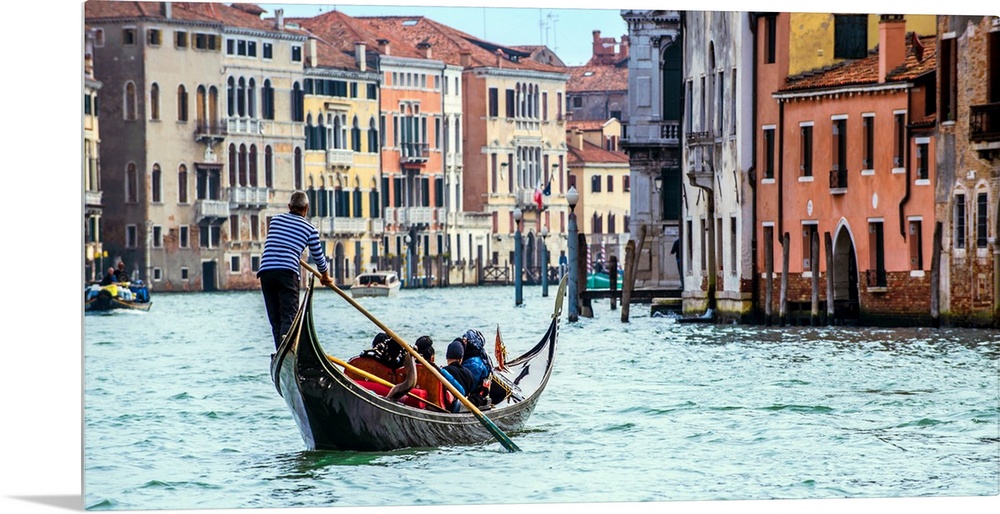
{"left": 534, "top": 186, "right": 543, "bottom": 210}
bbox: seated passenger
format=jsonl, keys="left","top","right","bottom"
{"left": 459, "top": 329, "right": 493, "bottom": 407}
{"left": 361, "top": 332, "right": 405, "bottom": 369}
{"left": 441, "top": 339, "right": 474, "bottom": 413}
{"left": 99, "top": 267, "right": 117, "bottom": 286}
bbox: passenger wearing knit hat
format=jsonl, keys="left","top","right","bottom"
{"left": 446, "top": 339, "right": 465, "bottom": 360}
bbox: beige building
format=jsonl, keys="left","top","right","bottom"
{"left": 84, "top": 2, "right": 310, "bottom": 291}
{"left": 84, "top": 25, "right": 104, "bottom": 283}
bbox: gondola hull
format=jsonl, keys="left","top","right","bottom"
{"left": 84, "top": 291, "right": 152, "bottom": 312}
{"left": 271, "top": 277, "right": 565, "bottom": 451}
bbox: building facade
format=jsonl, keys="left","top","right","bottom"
{"left": 566, "top": 31, "right": 629, "bottom": 123}
{"left": 681, "top": 11, "right": 755, "bottom": 320}
{"left": 935, "top": 15, "right": 1000, "bottom": 327}
{"left": 758, "top": 14, "right": 939, "bottom": 325}
{"left": 84, "top": 26, "right": 104, "bottom": 283}
{"left": 619, "top": 10, "right": 684, "bottom": 290}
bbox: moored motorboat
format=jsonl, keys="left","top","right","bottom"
{"left": 271, "top": 275, "right": 567, "bottom": 451}
{"left": 84, "top": 280, "right": 152, "bottom": 313}
{"left": 349, "top": 270, "right": 401, "bottom": 298}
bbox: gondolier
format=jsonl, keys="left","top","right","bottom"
{"left": 258, "top": 191, "right": 333, "bottom": 348}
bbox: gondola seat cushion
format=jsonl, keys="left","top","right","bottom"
{"left": 353, "top": 379, "right": 429, "bottom": 409}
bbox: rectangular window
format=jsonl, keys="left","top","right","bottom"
{"left": 591, "top": 175, "right": 602, "bottom": 193}
{"left": 350, "top": 82, "right": 358, "bottom": 98}
{"left": 831, "top": 118, "right": 847, "bottom": 189}
{"left": 179, "top": 226, "right": 189, "bottom": 248}
{"left": 765, "top": 16, "right": 776, "bottom": 64}
{"left": 230, "top": 255, "right": 240, "bottom": 273}
{"left": 147, "top": 28, "right": 161, "bottom": 46}
{"left": 763, "top": 127, "right": 775, "bottom": 179}
{"left": 730, "top": 216, "right": 737, "bottom": 273}
{"left": 623, "top": 175, "right": 630, "bottom": 192}
{"left": 153, "top": 268, "right": 162, "bottom": 282}
{"left": 123, "top": 28, "right": 136, "bottom": 46}
{"left": 248, "top": 41, "right": 256, "bottom": 57}
{"left": 250, "top": 214, "right": 260, "bottom": 241}
{"left": 955, "top": 194, "right": 967, "bottom": 249}
{"left": 909, "top": 220, "right": 923, "bottom": 270}
{"left": 263, "top": 42, "right": 273, "bottom": 59}
{"left": 893, "top": 113, "right": 906, "bottom": 168}
{"left": 868, "top": 221, "right": 886, "bottom": 287}
{"left": 488, "top": 88, "right": 499, "bottom": 117}
{"left": 505, "top": 89, "right": 515, "bottom": 118}
{"left": 367, "top": 83, "right": 377, "bottom": 100}
{"left": 181, "top": 267, "right": 189, "bottom": 280}
{"left": 607, "top": 175, "right": 614, "bottom": 193}
{"left": 686, "top": 219, "right": 694, "bottom": 274}
{"left": 834, "top": 14, "right": 867, "bottom": 59}
{"left": 152, "top": 226, "right": 163, "bottom": 248}
{"left": 977, "top": 192, "right": 988, "bottom": 248}
{"left": 863, "top": 115, "right": 874, "bottom": 170}
{"left": 801, "top": 223, "right": 818, "bottom": 271}
{"left": 126, "top": 225, "right": 137, "bottom": 248}
{"left": 230, "top": 214, "right": 239, "bottom": 241}
{"left": 916, "top": 140, "right": 929, "bottom": 180}
{"left": 237, "top": 39, "right": 247, "bottom": 56}
{"left": 800, "top": 124, "right": 813, "bottom": 177}
{"left": 940, "top": 37, "right": 957, "bottom": 121}
{"left": 175, "top": 30, "right": 187, "bottom": 48}
{"left": 292, "top": 45, "right": 302, "bottom": 62}
{"left": 251, "top": 256, "right": 261, "bottom": 273}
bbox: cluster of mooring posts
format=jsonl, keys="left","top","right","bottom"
{"left": 510, "top": 186, "right": 681, "bottom": 323}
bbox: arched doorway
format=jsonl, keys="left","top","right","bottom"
{"left": 832, "top": 226, "right": 860, "bottom": 322}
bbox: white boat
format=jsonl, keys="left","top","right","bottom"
{"left": 349, "top": 271, "right": 401, "bottom": 298}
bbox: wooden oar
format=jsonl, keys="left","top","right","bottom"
{"left": 325, "top": 354, "right": 449, "bottom": 413}
{"left": 300, "top": 260, "right": 522, "bottom": 452}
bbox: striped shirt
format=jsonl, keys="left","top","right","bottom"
{"left": 258, "top": 212, "right": 329, "bottom": 276}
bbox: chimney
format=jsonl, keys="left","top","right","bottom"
{"left": 878, "top": 14, "right": 906, "bottom": 83}
{"left": 575, "top": 129, "right": 585, "bottom": 151}
{"left": 417, "top": 41, "right": 432, "bottom": 59}
{"left": 621, "top": 34, "right": 630, "bottom": 60}
{"left": 306, "top": 38, "right": 317, "bottom": 67}
{"left": 275, "top": 9, "right": 284, "bottom": 30}
{"left": 355, "top": 41, "right": 367, "bottom": 72}
{"left": 163, "top": 2, "right": 171, "bottom": 18}
{"left": 592, "top": 30, "right": 602, "bottom": 58}
{"left": 377, "top": 38, "right": 390, "bottom": 56}
{"left": 460, "top": 50, "right": 472, "bottom": 67}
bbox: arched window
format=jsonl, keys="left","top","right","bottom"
{"left": 262, "top": 79, "right": 274, "bottom": 120}
{"left": 368, "top": 117, "right": 378, "bottom": 153}
{"left": 125, "top": 163, "right": 138, "bottom": 202}
{"left": 208, "top": 86, "right": 219, "bottom": 127}
{"left": 249, "top": 144, "right": 258, "bottom": 186}
{"left": 317, "top": 114, "right": 326, "bottom": 150}
{"left": 248, "top": 78, "right": 256, "bottom": 118}
{"left": 264, "top": 145, "right": 274, "bottom": 188}
{"left": 291, "top": 82, "right": 304, "bottom": 122}
{"left": 151, "top": 164, "right": 162, "bottom": 203}
{"left": 176, "top": 85, "right": 188, "bottom": 121}
{"left": 178, "top": 164, "right": 188, "bottom": 204}
{"left": 227, "top": 77, "right": 235, "bottom": 117}
{"left": 196, "top": 85, "right": 206, "bottom": 126}
{"left": 228, "top": 144, "right": 237, "bottom": 186}
{"left": 149, "top": 83, "right": 160, "bottom": 120}
{"left": 124, "top": 82, "right": 137, "bottom": 120}
{"left": 237, "top": 77, "right": 246, "bottom": 117}
{"left": 352, "top": 116, "right": 361, "bottom": 152}
{"left": 294, "top": 147, "right": 303, "bottom": 190}
{"left": 239, "top": 144, "right": 248, "bottom": 186}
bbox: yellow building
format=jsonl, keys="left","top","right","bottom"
{"left": 787, "top": 12, "right": 936, "bottom": 76}
{"left": 566, "top": 119, "right": 631, "bottom": 269}
{"left": 302, "top": 36, "right": 383, "bottom": 285}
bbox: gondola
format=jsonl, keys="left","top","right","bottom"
{"left": 270, "top": 275, "right": 567, "bottom": 451}
{"left": 84, "top": 281, "right": 152, "bottom": 313}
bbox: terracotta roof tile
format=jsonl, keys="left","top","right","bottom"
{"left": 84, "top": 1, "right": 306, "bottom": 36}
{"left": 297, "top": 10, "right": 426, "bottom": 60}
{"left": 780, "top": 35, "right": 936, "bottom": 92}
{"left": 566, "top": 139, "right": 629, "bottom": 165}
{"left": 566, "top": 61, "right": 628, "bottom": 92}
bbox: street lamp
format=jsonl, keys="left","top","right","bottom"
{"left": 513, "top": 206, "right": 523, "bottom": 306}
{"left": 540, "top": 226, "right": 549, "bottom": 297}
{"left": 566, "top": 186, "right": 580, "bottom": 322}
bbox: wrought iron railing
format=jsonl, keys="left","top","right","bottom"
{"left": 970, "top": 102, "right": 1000, "bottom": 142}
{"left": 829, "top": 167, "right": 848, "bottom": 191}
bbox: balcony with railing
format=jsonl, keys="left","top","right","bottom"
{"left": 196, "top": 199, "right": 230, "bottom": 222}
{"left": 370, "top": 218, "right": 385, "bottom": 234}
{"left": 330, "top": 217, "right": 367, "bottom": 235}
{"left": 448, "top": 211, "right": 493, "bottom": 229}
{"left": 226, "top": 116, "right": 262, "bottom": 135}
{"left": 229, "top": 186, "right": 269, "bottom": 209}
{"left": 85, "top": 189, "right": 103, "bottom": 208}
{"left": 829, "top": 168, "right": 848, "bottom": 193}
{"left": 400, "top": 142, "right": 429, "bottom": 163}
{"left": 195, "top": 122, "right": 227, "bottom": 143}
{"left": 621, "top": 120, "right": 681, "bottom": 148}
{"left": 401, "top": 207, "right": 434, "bottom": 225}
{"left": 970, "top": 102, "right": 1000, "bottom": 142}
{"left": 326, "top": 148, "right": 353, "bottom": 167}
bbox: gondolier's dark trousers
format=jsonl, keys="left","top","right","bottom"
{"left": 258, "top": 269, "right": 300, "bottom": 349}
